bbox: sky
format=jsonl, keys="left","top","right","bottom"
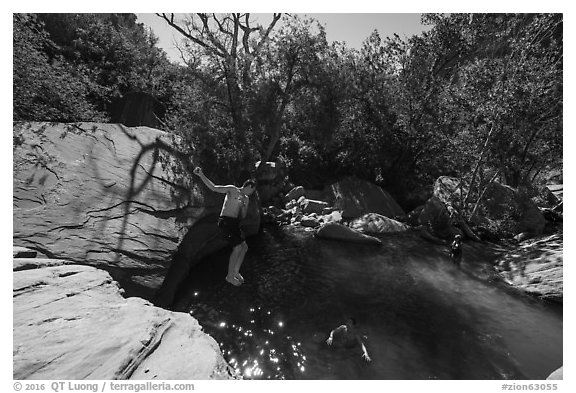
{"left": 136, "top": 13, "right": 432, "bottom": 64}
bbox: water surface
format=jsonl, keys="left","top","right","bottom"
{"left": 174, "top": 227, "right": 562, "bottom": 380}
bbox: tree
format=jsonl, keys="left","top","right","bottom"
{"left": 426, "top": 13, "right": 562, "bottom": 192}
{"left": 37, "top": 13, "right": 174, "bottom": 115}
{"left": 158, "top": 13, "right": 282, "bottom": 163}
{"left": 13, "top": 13, "right": 107, "bottom": 122}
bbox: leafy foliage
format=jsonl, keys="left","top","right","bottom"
{"left": 13, "top": 14, "right": 107, "bottom": 122}
{"left": 13, "top": 13, "right": 562, "bottom": 212}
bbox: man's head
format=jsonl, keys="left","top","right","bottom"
{"left": 345, "top": 317, "right": 357, "bottom": 328}
{"left": 241, "top": 179, "right": 257, "bottom": 195}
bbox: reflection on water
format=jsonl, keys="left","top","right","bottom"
{"left": 175, "top": 227, "right": 562, "bottom": 380}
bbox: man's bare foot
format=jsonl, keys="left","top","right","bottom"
{"left": 234, "top": 272, "right": 245, "bottom": 283}
{"left": 225, "top": 275, "right": 242, "bottom": 286}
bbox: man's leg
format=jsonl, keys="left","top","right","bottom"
{"left": 233, "top": 241, "right": 248, "bottom": 282}
{"left": 226, "top": 245, "right": 243, "bottom": 286}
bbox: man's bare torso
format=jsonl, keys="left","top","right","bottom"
{"left": 221, "top": 188, "right": 249, "bottom": 218}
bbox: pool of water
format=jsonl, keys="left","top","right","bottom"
{"left": 173, "top": 226, "right": 562, "bottom": 380}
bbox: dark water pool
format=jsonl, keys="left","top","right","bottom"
{"left": 172, "top": 227, "right": 562, "bottom": 380}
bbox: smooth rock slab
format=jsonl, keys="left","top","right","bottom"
{"left": 348, "top": 213, "right": 409, "bottom": 234}
{"left": 13, "top": 263, "right": 234, "bottom": 380}
{"left": 326, "top": 177, "right": 405, "bottom": 220}
{"left": 315, "top": 222, "right": 382, "bottom": 245}
{"left": 494, "top": 234, "right": 563, "bottom": 302}
{"left": 546, "top": 366, "right": 563, "bottom": 380}
{"left": 13, "top": 122, "right": 189, "bottom": 269}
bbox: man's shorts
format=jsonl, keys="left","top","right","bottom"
{"left": 218, "top": 216, "right": 245, "bottom": 247}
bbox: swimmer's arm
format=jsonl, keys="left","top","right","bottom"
{"left": 326, "top": 325, "right": 346, "bottom": 345}
{"left": 361, "top": 342, "right": 371, "bottom": 362}
{"left": 357, "top": 335, "right": 371, "bottom": 362}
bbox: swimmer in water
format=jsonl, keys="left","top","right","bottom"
{"left": 326, "top": 317, "right": 371, "bottom": 362}
{"left": 449, "top": 234, "right": 463, "bottom": 266}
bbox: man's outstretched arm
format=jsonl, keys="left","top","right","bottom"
{"left": 194, "top": 167, "right": 234, "bottom": 194}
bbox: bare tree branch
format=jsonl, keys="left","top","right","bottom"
{"left": 157, "top": 13, "right": 221, "bottom": 56}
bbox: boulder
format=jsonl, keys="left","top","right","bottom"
{"left": 284, "top": 186, "right": 306, "bottom": 204}
{"left": 348, "top": 213, "right": 409, "bottom": 234}
{"left": 13, "top": 122, "right": 191, "bottom": 269}
{"left": 13, "top": 259, "right": 234, "bottom": 380}
{"left": 546, "top": 367, "right": 563, "bottom": 380}
{"left": 315, "top": 222, "right": 382, "bottom": 245}
{"left": 325, "top": 177, "right": 405, "bottom": 220}
{"left": 419, "top": 176, "right": 546, "bottom": 239}
{"left": 302, "top": 199, "right": 329, "bottom": 215}
{"left": 301, "top": 216, "right": 321, "bottom": 228}
{"left": 415, "top": 177, "right": 465, "bottom": 239}
{"left": 13, "top": 246, "right": 37, "bottom": 259}
{"left": 537, "top": 186, "right": 560, "bottom": 207}
{"left": 476, "top": 182, "right": 545, "bottom": 236}
{"left": 433, "top": 176, "right": 464, "bottom": 204}
{"left": 322, "top": 206, "right": 338, "bottom": 215}
{"left": 321, "top": 211, "right": 343, "bottom": 224}
{"left": 13, "top": 257, "right": 75, "bottom": 272}
{"left": 303, "top": 188, "right": 328, "bottom": 202}
{"left": 546, "top": 184, "right": 563, "bottom": 202}
{"left": 418, "top": 196, "right": 462, "bottom": 239}
{"left": 494, "top": 233, "right": 563, "bottom": 302}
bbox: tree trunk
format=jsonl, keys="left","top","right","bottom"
{"left": 464, "top": 124, "right": 495, "bottom": 206}
{"left": 470, "top": 169, "right": 501, "bottom": 220}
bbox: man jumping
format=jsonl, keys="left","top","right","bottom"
{"left": 193, "top": 167, "right": 256, "bottom": 286}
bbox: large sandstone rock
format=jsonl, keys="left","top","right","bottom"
{"left": 477, "top": 181, "right": 545, "bottom": 236}
{"left": 325, "top": 177, "right": 405, "bottom": 220}
{"left": 284, "top": 186, "right": 306, "bottom": 204}
{"left": 348, "top": 213, "right": 409, "bottom": 234}
{"left": 419, "top": 176, "right": 545, "bottom": 239}
{"left": 315, "top": 222, "right": 382, "bottom": 245}
{"left": 546, "top": 184, "right": 563, "bottom": 202}
{"left": 546, "top": 366, "right": 563, "bottom": 380}
{"left": 13, "top": 122, "right": 191, "bottom": 269}
{"left": 301, "top": 199, "right": 329, "bottom": 215}
{"left": 418, "top": 196, "right": 462, "bottom": 239}
{"left": 494, "top": 234, "right": 563, "bottom": 302}
{"left": 13, "top": 259, "right": 234, "bottom": 380}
